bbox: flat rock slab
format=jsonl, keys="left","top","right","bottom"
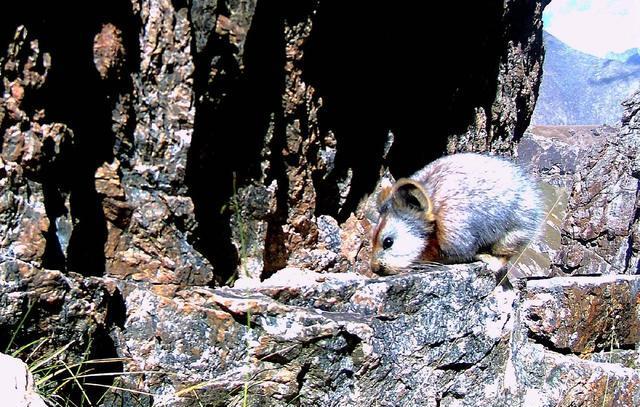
{"left": 107, "top": 267, "right": 640, "bottom": 406}
{"left": 115, "top": 263, "right": 516, "bottom": 406}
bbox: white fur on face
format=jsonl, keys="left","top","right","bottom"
{"left": 378, "top": 217, "right": 426, "bottom": 269}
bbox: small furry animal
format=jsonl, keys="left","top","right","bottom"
{"left": 370, "top": 153, "right": 543, "bottom": 275}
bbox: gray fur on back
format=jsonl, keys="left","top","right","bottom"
{"left": 410, "top": 153, "right": 543, "bottom": 261}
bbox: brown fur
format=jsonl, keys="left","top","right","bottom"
{"left": 419, "top": 235, "right": 441, "bottom": 262}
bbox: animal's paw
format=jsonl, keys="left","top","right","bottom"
{"left": 474, "top": 254, "right": 508, "bottom": 273}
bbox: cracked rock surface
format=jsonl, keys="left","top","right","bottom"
{"left": 520, "top": 92, "right": 640, "bottom": 276}
{"left": 113, "top": 264, "right": 513, "bottom": 406}
{"left": 110, "top": 266, "right": 640, "bottom": 406}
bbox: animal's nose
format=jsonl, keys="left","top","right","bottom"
{"left": 370, "top": 259, "right": 383, "bottom": 276}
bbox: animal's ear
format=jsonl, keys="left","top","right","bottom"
{"left": 376, "top": 178, "right": 394, "bottom": 209}
{"left": 391, "top": 179, "right": 434, "bottom": 221}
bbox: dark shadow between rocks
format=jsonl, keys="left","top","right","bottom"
{"left": 2, "top": 0, "right": 140, "bottom": 277}
{"left": 187, "top": 0, "right": 287, "bottom": 284}
{"left": 304, "top": 1, "right": 505, "bottom": 221}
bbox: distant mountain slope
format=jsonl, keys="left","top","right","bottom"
{"left": 531, "top": 31, "right": 640, "bottom": 125}
{"left": 605, "top": 48, "right": 640, "bottom": 65}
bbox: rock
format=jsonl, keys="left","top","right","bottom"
{"left": 339, "top": 213, "right": 374, "bottom": 276}
{"left": 519, "top": 102, "right": 640, "bottom": 276}
{"left": 93, "top": 23, "right": 126, "bottom": 81}
{"left": 95, "top": 1, "right": 215, "bottom": 285}
{"left": 0, "top": 264, "right": 123, "bottom": 407}
{"left": 132, "top": 2, "right": 195, "bottom": 191}
{"left": 622, "top": 90, "right": 640, "bottom": 131}
{"left": 0, "top": 27, "right": 67, "bottom": 272}
{"left": 0, "top": 353, "right": 47, "bottom": 407}
{"left": 0, "top": 263, "right": 118, "bottom": 363}
{"left": 108, "top": 266, "right": 640, "bottom": 406}
{"left": 230, "top": 181, "right": 278, "bottom": 281}
{"left": 551, "top": 122, "right": 639, "bottom": 276}
{"left": 0, "top": 167, "right": 49, "bottom": 267}
{"left": 447, "top": 0, "right": 547, "bottom": 155}
{"left": 507, "top": 338, "right": 640, "bottom": 407}
{"left": 523, "top": 275, "right": 640, "bottom": 354}
{"left": 113, "top": 263, "right": 516, "bottom": 406}
{"left": 507, "top": 274, "right": 640, "bottom": 406}
{"left": 504, "top": 181, "right": 567, "bottom": 280}
{"left": 518, "top": 125, "right": 612, "bottom": 189}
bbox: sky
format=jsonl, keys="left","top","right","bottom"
{"left": 543, "top": 0, "right": 640, "bottom": 57}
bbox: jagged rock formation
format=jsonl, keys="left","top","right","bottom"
{"left": 0, "top": 0, "right": 548, "bottom": 287}
{"left": 520, "top": 91, "right": 640, "bottom": 276}
{"left": 532, "top": 31, "right": 640, "bottom": 125}
{"left": 2, "top": 0, "right": 639, "bottom": 405}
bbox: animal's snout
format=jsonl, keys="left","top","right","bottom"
{"left": 370, "top": 258, "right": 385, "bottom": 276}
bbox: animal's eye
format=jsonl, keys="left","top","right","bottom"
{"left": 382, "top": 237, "right": 394, "bottom": 250}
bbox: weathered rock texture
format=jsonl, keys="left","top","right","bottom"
{"left": 113, "top": 265, "right": 510, "bottom": 406}
{"left": 1, "top": 0, "right": 550, "bottom": 285}
{"left": 520, "top": 92, "right": 640, "bottom": 276}
{"left": 0, "top": 27, "right": 124, "bottom": 387}
{"left": 3, "top": 0, "right": 639, "bottom": 406}
{"left": 513, "top": 275, "right": 640, "bottom": 406}
{"left": 446, "top": 0, "right": 548, "bottom": 155}
{"left": 108, "top": 266, "right": 640, "bottom": 406}
{"left": 0, "top": 26, "right": 55, "bottom": 276}
{"left": 518, "top": 125, "right": 613, "bottom": 190}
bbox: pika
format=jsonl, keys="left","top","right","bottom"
{"left": 370, "top": 153, "right": 543, "bottom": 275}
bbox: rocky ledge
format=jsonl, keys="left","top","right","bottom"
{"left": 2, "top": 262, "right": 638, "bottom": 406}
{"left": 106, "top": 265, "right": 637, "bottom": 406}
